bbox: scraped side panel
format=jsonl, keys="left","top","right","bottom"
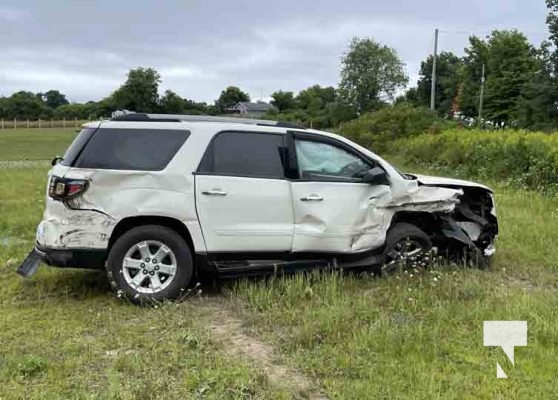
{"left": 291, "top": 180, "right": 462, "bottom": 254}
{"left": 37, "top": 169, "right": 205, "bottom": 252}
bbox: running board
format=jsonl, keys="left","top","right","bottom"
{"left": 211, "top": 255, "right": 384, "bottom": 278}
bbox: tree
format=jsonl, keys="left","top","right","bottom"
{"left": 483, "top": 31, "right": 537, "bottom": 126}
{"left": 110, "top": 67, "right": 161, "bottom": 112}
{"left": 215, "top": 86, "right": 250, "bottom": 112}
{"left": 40, "top": 90, "right": 69, "bottom": 109}
{"left": 159, "top": 90, "right": 186, "bottom": 114}
{"left": 459, "top": 36, "right": 490, "bottom": 119}
{"left": 414, "top": 52, "right": 462, "bottom": 116}
{"left": 0, "top": 91, "right": 52, "bottom": 119}
{"left": 516, "top": 46, "right": 558, "bottom": 130}
{"left": 459, "top": 31, "right": 538, "bottom": 127}
{"left": 519, "top": 0, "right": 558, "bottom": 129}
{"left": 270, "top": 91, "right": 296, "bottom": 112}
{"left": 340, "top": 37, "right": 408, "bottom": 113}
{"left": 294, "top": 85, "right": 337, "bottom": 127}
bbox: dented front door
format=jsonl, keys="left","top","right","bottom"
{"left": 291, "top": 181, "right": 391, "bottom": 253}
{"left": 290, "top": 137, "right": 392, "bottom": 253}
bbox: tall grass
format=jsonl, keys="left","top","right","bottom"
{"left": 396, "top": 129, "right": 558, "bottom": 194}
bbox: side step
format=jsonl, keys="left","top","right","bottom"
{"left": 212, "top": 254, "right": 384, "bottom": 278}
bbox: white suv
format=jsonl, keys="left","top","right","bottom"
{"left": 18, "top": 112, "right": 498, "bottom": 302}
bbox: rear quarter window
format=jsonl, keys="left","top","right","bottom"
{"left": 73, "top": 128, "right": 190, "bottom": 171}
{"left": 61, "top": 128, "right": 96, "bottom": 166}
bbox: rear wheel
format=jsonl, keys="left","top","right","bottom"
{"left": 382, "top": 223, "right": 432, "bottom": 275}
{"left": 106, "top": 225, "right": 193, "bottom": 304}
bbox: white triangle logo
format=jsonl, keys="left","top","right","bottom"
{"left": 496, "top": 363, "right": 507, "bottom": 379}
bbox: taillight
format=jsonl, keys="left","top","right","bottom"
{"left": 48, "top": 176, "right": 89, "bottom": 201}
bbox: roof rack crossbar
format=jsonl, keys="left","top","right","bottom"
{"left": 110, "top": 110, "right": 305, "bottom": 129}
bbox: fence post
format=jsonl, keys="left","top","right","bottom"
{"left": 51, "top": 118, "right": 53, "bottom": 128}
{"left": 39, "top": 118, "right": 41, "bottom": 128}
{"left": 74, "top": 117, "right": 77, "bottom": 128}
{"left": 14, "top": 118, "right": 17, "bottom": 129}
{"left": 63, "top": 118, "right": 66, "bottom": 128}
{"left": 26, "top": 119, "right": 30, "bottom": 129}
{"left": 1, "top": 119, "right": 3, "bottom": 130}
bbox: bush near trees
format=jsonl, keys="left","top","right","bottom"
{"left": 339, "top": 104, "right": 453, "bottom": 152}
{"left": 267, "top": 85, "right": 357, "bottom": 128}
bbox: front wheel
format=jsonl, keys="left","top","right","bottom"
{"left": 106, "top": 225, "right": 193, "bottom": 304}
{"left": 382, "top": 223, "right": 432, "bottom": 276}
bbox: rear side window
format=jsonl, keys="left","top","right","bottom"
{"left": 197, "top": 131, "right": 285, "bottom": 179}
{"left": 73, "top": 128, "right": 189, "bottom": 171}
{"left": 61, "top": 128, "right": 96, "bottom": 166}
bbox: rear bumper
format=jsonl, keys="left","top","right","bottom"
{"left": 35, "top": 244, "right": 107, "bottom": 270}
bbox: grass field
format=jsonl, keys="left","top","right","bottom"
{"left": 0, "top": 128, "right": 79, "bottom": 161}
{"left": 0, "top": 129, "right": 557, "bottom": 399}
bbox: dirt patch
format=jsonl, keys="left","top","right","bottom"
{"left": 199, "top": 298, "right": 328, "bottom": 400}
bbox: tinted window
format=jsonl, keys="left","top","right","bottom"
{"left": 73, "top": 128, "right": 189, "bottom": 171}
{"left": 295, "top": 139, "right": 370, "bottom": 180}
{"left": 198, "top": 131, "right": 285, "bottom": 178}
{"left": 61, "top": 128, "right": 96, "bottom": 166}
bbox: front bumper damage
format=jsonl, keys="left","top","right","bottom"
{"left": 440, "top": 216, "right": 497, "bottom": 258}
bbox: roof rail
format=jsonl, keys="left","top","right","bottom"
{"left": 110, "top": 110, "right": 305, "bottom": 129}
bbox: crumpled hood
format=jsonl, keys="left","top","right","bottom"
{"left": 414, "top": 174, "right": 493, "bottom": 192}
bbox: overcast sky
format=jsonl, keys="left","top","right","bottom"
{"left": 0, "top": 0, "right": 550, "bottom": 104}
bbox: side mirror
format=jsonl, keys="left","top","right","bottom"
{"left": 51, "top": 156, "right": 63, "bottom": 166}
{"left": 361, "top": 167, "right": 389, "bottom": 185}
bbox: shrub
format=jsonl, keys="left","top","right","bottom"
{"left": 339, "top": 104, "right": 454, "bottom": 152}
{"left": 397, "top": 129, "right": 558, "bottom": 193}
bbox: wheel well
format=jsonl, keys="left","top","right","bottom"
{"left": 389, "top": 211, "right": 439, "bottom": 237}
{"left": 108, "top": 216, "right": 195, "bottom": 253}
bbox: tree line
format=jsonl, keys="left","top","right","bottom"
{"left": 3, "top": 1, "right": 558, "bottom": 131}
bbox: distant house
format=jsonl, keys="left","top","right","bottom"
{"left": 225, "top": 101, "right": 276, "bottom": 118}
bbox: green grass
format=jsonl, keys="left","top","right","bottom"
{"left": 229, "top": 158, "right": 558, "bottom": 399}
{"left": 1, "top": 132, "right": 557, "bottom": 399}
{"left": 0, "top": 128, "right": 78, "bottom": 161}
{"left": 0, "top": 165, "right": 292, "bottom": 399}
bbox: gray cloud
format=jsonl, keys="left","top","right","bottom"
{"left": 0, "top": 0, "right": 549, "bottom": 103}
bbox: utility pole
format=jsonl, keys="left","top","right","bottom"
{"left": 430, "top": 28, "right": 439, "bottom": 111}
{"left": 478, "top": 63, "right": 485, "bottom": 127}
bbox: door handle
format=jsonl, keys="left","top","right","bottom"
{"left": 202, "top": 189, "right": 227, "bottom": 196}
{"left": 300, "top": 194, "right": 324, "bottom": 202}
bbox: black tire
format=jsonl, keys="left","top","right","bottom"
{"left": 106, "top": 225, "right": 193, "bottom": 304}
{"left": 382, "top": 223, "right": 432, "bottom": 275}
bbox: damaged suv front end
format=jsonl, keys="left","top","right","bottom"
{"left": 414, "top": 175, "right": 498, "bottom": 264}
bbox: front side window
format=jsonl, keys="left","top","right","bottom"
{"left": 197, "top": 131, "right": 285, "bottom": 179}
{"left": 295, "top": 139, "right": 370, "bottom": 180}
{"left": 73, "top": 128, "right": 189, "bottom": 171}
